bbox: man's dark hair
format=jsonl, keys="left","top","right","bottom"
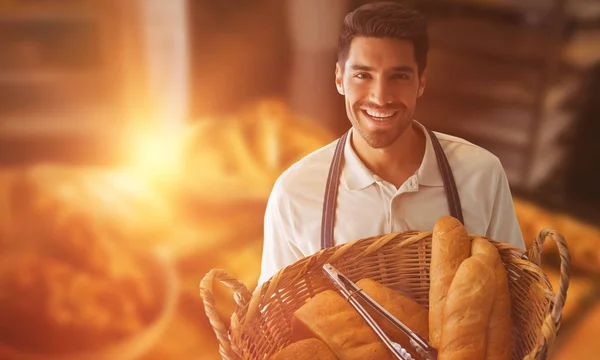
{"left": 337, "top": 2, "right": 429, "bottom": 75}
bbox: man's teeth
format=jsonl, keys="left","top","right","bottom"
{"left": 365, "top": 109, "right": 396, "bottom": 119}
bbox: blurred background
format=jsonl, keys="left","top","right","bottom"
{"left": 0, "top": 0, "right": 598, "bottom": 359}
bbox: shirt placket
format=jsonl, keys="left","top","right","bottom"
{"left": 374, "top": 176, "right": 397, "bottom": 233}
{"left": 390, "top": 176, "right": 419, "bottom": 232}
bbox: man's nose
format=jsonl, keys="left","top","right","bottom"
{"left": 368, "top": 79, "right": 393, "bottom": 105}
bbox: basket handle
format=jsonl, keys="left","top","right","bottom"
{"left": 200, "top": 269, "right": 252, "bottom": 360}
{"left": 527, "top": 229, "right": 571, "bottom": 329}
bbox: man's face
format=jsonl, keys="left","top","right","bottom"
{"left": 335, "top": 37, "right": 426, "bottom": 149}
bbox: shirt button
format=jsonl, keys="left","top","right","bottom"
{"left": 410, "top": 179, "right": 417, "bottom": 189}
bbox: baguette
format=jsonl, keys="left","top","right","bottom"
{"left": 471, "top": 237, "right": 512, "bottom": 360}
{"left": 269, "top": 338, "right": 337, "bottom": 360}
{"left": 292, "top": 289, "right": 393, "bottom": 360}
{"left": 429, "top": 216, "right": 471, "bottom": 347}
{"left": 356, "top": 278, "right": 429, "bottom": 356}
{"left": 439, "top": 253, "right": 496, "bottom": 360}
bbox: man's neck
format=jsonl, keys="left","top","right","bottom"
{"left": 350, "top": 123, "right": 426, "bottom": 187}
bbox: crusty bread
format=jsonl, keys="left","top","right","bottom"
{"left": 292, "top": 289, "right": 393, "bottom": 360}
{"left": 356, "top": 278, "right": 429, "bottom": 355}
{"left": 471, "top": 237, "right": 512, "bottom": 360}
{"left": 439, "top": 253, "right": 496, "bottom": 360}
{"left": 291, "top": 279, "right": 430, "bottom": 360}
{"left": 269, "top": 338, "right": 337, "bottom": 360}
{"left": 429, "top": 216, "right": 471, "bottom": 348}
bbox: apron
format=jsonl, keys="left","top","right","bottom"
{"left": 320, "top": 127, "right": 464, "bottom": 249}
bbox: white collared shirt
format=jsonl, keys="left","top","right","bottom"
{"left": 257, "top": 121, "right": 525, "bottom": 287}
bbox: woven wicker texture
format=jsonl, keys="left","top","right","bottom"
{"left": 201, "top": 229, "right": 570, "bottom": 360}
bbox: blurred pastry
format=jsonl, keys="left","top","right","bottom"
{"left": 0, "top": 166, "right": 177, "bottom": 356}
{"left": 7, "top": 165, "right": 176, "bottom": 253}
{"left": 553, "top": 215, "right": 600, "bottom": 275}
{"left": 0, "top": 248, "right": 165, "bottom": 354}
{"left": 180, "top": 99, "right": 335, "bottom": 204}
{"left": 512, "top": 198, "right": 560, "bottom": 252}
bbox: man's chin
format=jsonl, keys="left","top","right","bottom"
{"left": 366, "top": 138, "right": 397, "bottom": 149}
{"left": 358, "top": 130, "right": 399, "bottom": 149}
{"left": 354, "top": 122, "right": 412, "bottom": 150}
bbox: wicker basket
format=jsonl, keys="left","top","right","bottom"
{"left": 200, "top": 229, "right": 570, "bottom": 360}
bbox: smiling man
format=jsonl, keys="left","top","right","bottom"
{"left": 257, "top": 2, "right": 525, "bottom": 287}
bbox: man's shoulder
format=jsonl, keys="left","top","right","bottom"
{"left": 434, "top": 131, "right": 504, "bottom": 174}
{"left": 271, "top": 138, "right": 339, "bottom": 199}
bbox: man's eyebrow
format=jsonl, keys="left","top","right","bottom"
{"left": 390, "top": 66, "right": 415, "bottom": 73}
{"left": 349, "top": 64, "right": 374, "bottom": 71}
{"left": 349, "top": 64, "right": 415, "bottom": 73}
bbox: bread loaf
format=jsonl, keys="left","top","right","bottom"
{"left": 471, "top": 237, "right": 512, "bottom": 360}
{"left": 356, "top": 278, "right": 429, "bottom": 355}
{"left": 439, "top": 253, "right": 496, "bottom": 360}
{"left": 429, "top": 216, "right": 471, "bottom": 347}
{"left": 269, "top": 338, "right": 337, "bottom": 360}
{"left": 292, "top": 289, "right": 393, "bottom": 360}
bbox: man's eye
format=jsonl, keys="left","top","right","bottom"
{"left": 392, "top": 73, "right": 410, "bottom": 80}
{"left": 355, "top": 72, "right": 370, "bottom": 79}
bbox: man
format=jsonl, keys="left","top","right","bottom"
{"left": 257, "top": 2, "right": 525, "bottom": 286}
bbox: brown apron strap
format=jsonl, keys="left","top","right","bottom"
{"left": 425, "top": 128, "right": 465, "bottom": 225}
{"left": 321, "top": 127, "right": 464, "bottom": 250}
{"left": 320, "top": 131, "right": 348, "bottom": 250}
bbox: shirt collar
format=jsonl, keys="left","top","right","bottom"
{"left": 340, "top": 120, "right": 444, "bottom": 190}
{"left": 340, "top": 128, "right": 376, "bottom": 190}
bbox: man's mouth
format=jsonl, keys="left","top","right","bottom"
{"left": 362, "top": 109, "right": 398, "bottom": 121}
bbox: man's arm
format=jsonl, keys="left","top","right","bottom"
{"left": 486, "top": 162, "right": 526, "bottom": 250}
{"left": 256, "top": 181, "right": 304, "bottom": 290}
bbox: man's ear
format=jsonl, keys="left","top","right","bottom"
{"left": 335, "top": 63, "right": 344, "bottom": 95}
{"left": 417, "top": 69, "right": 427, "bottom": 98}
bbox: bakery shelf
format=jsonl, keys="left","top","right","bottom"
{"left": 436, "top": 0, "right": 599, "bottom": 25}
{"left": 418, "top": 0, "right": 578, "bottom": 193}
{"left": 459, "top": 116, "right": 530, "bottom": 148}
{"left": 437, "top": 0, "right": 555, "bottom": 15}
{"left": 428, "top": 17, "right": 554, "bottom": 65}
{"left": 0, "top": 77, "right": 115, "bottom": 113}
{"left": 0, "top": 1, "right": 99, "bottom": 23}
{"left": 536, "top": 110, "right": 576, "bottom": 150}
{"left": 528, "top": 142, "right": 568, "bottom": 188}
{"left": 567, "top": 0, "right": 600, "bottom": 24}
{"left": 426, "top": 47, "right": 542, "bottom": 100}
{"left": 561, "top": 29, "right": 600, "bottom": 71}
{"left": 0, "top": 137, "right": 120, "bottom": 166}
{"left": 423, "top": 87, "right": 534, "bottom": 113}
{"left": 0, "top": 10, "right": 96, "bottom": 23}
{"left": 0, "top": 70, "right": 103, "bottom": 85}
{"left": 0, "top": 109, "right": 119, "bottom": 138}
{"left": 423, "top": 73, "right": 578, "bottom": 118}
{"left": 417, "top": 97, "right": 533, "bottom": 149}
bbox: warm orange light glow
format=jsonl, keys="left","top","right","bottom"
{"left": 124, "top": 126, "right": 186, "bottom": 183}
